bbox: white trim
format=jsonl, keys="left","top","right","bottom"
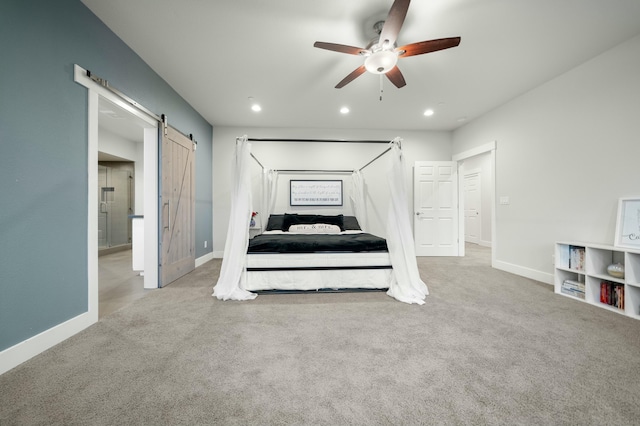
{"left": 493, "top": 260, "right": 553, "bottom": 285}
{"left": 74, "top": 65, "right": 159, "bottom": 125}
{"left": 478, "top": 239, "right": 492, "bottom": 248}
{"left": 457, "top": 162, "right": 466, "bottom": 256}
{"left": 452, "top": 141, "right": 496, "bottom": 162}
{"left": 490, "top": 149, "right": 496, "bottom": 269}
{"left": 143, "top": 128, "right": 159, "bottom": 289}
{"left": 196, "top": 252, "right": 215, "bottom": 268}
{"left": 0, "top": 312, "right": 94, "bottom": 375}
{"left": 213, "top": 250, "right": 225, "bottom": 259}
{"left": 87, "top": 90, "right": 99, "bottom": 323}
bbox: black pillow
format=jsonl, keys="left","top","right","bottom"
{"left": 342, "top": 216, "right": 361, "bottom": 231}
{"left": 281, "top": 214, "right": 344, "bottom": 231}
{"left": 265, "top": 214, "right": 285, "bottom": 231}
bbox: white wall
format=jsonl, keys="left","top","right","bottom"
{"left": 452, "top": 34, "right": 640, "bottom": 283}
{"left": 212, "top": 127, "right": 451, "bottom": 255}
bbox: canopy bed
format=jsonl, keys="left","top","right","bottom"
{"left": 243, "top": 213, "right": 392, "bottom": 292}
{"left": 213, "top": 136, "right": 428, "bottom": 304}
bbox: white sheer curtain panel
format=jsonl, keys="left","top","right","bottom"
{"left": 263, "top": 169, "right": 278, "bottom": 217}
{"left": 212, "top": 137, "right": 257, "bottom": 301}
{"left": 259, "top": 169, "right": 278, "bottom": 228}
{"left": 260, "top": 170, "right": 268, "bottom": 228}
{"left": 385, "top": 139, "right": 429, "bottom": 304}
{"left": 350, "top": 170, "right": 367, "bottom": 232}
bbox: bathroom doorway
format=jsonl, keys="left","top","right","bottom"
{"left": 97, "top": 96, "right": 150, "bottom": 316}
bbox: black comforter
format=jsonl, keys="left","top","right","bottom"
{"left": 247, "top": 233, "right": 388, "bottom": 253}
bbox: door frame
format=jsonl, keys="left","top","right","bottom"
{"left": 74, "top": 65, "right": 160, "bottom": 323}
{"left": 452, "top": 141, "right": 496, "bottom": 265}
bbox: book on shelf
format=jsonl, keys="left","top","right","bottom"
{"left": 558, "top": 245, "right": 570, "bottom": 268}
{"left": 561, "top": 279, "right": 585, "bottom": 299}
{"left": 568, "top": 245, "right": 585, "bottom": 271}
{"left": 600, "top": 280, "right": 624, "bottom": 310}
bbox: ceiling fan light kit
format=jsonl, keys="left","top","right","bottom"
{"left": 364, "top": 50, "right": 398, "bottom": 74}
{"left": 314, "top": 0, "right": 461, "bottom": 90}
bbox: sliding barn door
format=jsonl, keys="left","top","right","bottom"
{"left": 160, "top": 125, "right": 195, "bottom": 287}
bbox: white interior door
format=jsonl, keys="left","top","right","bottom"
{"left": 414, "top": 161, "right": 459, "bottom": 256}
{"left": 464, "top": 172, "right": 481, "bottom": 244}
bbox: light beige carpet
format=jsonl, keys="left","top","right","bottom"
{"left": 1, "top": 245, "right": 640, "bottom": 425}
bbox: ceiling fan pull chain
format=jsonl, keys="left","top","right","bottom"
{"left": 379, "top": 74, "right": 384, "bottom": 101}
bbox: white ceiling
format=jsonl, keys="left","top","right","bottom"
{"left": 81, "top": 0, "right": 640, "bottom": 132}
{"left": 97, "top": 95, "right": 150, "bottom": 161}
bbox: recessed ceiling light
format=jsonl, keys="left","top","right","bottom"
{"left": 248, "top": 96, "right": 261, "bottom": 112}
{"left": 423, "top": 109, "right": 434, "bottom": 117}
{"left": 340, "top": 107, "right": 350, "bottom": 114}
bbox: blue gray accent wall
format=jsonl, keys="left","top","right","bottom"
{"left": 0, "top": 0, "right": 213, "bottom": 351}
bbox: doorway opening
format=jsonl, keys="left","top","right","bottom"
{"left": 453, "top": 141, "right": 496, "bottom": 266}
{"left": 75, "top": 64, "right": 160, "bottom": 322}
{"left": 96, "top": 96, "right": 153, "bottom": 317}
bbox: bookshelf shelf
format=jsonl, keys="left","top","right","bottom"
{"left": 555, "top": 242, "right": 640, "bottom": 319}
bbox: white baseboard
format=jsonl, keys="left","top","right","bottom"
{"left": 0, "top": 311, "right": 96, "bottom": 376}
{"left": 212, "top": 250, "right": 224, "bottom": 259}
{"left": 196, "top": 252, "right": 215, "bottom": 268}
{"left": 493, "top": 260, "right": 553, "bottom": 285}
{"left": 478, "top": 240, "right": 492, "bottom": 248}
{"left": 2, "top": 252, "right": 216, "bottom": 377}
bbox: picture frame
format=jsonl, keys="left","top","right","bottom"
{"left": 614, "top": 197, "right": 640, "bottom": 249}
{"left": 290, "top": 180, "right": 343, "bottom": 206}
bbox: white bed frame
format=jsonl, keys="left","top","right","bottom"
{"left": 241, "top": 251, "right": 393, "bottom": 292}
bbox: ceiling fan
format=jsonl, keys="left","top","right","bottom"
{"left": 314, "top": 0, "right": 461, "bottom": 89}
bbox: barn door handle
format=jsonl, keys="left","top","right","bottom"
{"left": 164, "top": 200, "right": 170, "bottom": 230}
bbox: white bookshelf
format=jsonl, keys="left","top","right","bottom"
{"left": 555, "top": 242, "right": 640, "bottom": 320}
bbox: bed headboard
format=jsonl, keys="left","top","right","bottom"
{"left": 265, "top": 214, "right": 361, "bottom": 231}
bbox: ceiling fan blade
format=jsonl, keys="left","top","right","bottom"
{"left": 335, "top": 65, "right": 367, "bottom": 88}
{"left": 314, "top": 41, "right": 367, "bottom": 56}
{"left": 378, "top": 0, "right": 410, "bottom": 47}
{"left": 396, "top": 37, "right": 461, "bottom": 58}
{"left": 385, "top": 66, "right": 406, "bottom": 88}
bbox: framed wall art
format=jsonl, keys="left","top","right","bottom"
{"left": 290, "top": 180, "right": 343, "bottom": 206}
{"left": 614, "top": 197, "right": 640, "bottom": 249}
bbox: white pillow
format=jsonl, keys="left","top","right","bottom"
{"left": 288, "top": 223, "right": 341, "bottom": 234}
